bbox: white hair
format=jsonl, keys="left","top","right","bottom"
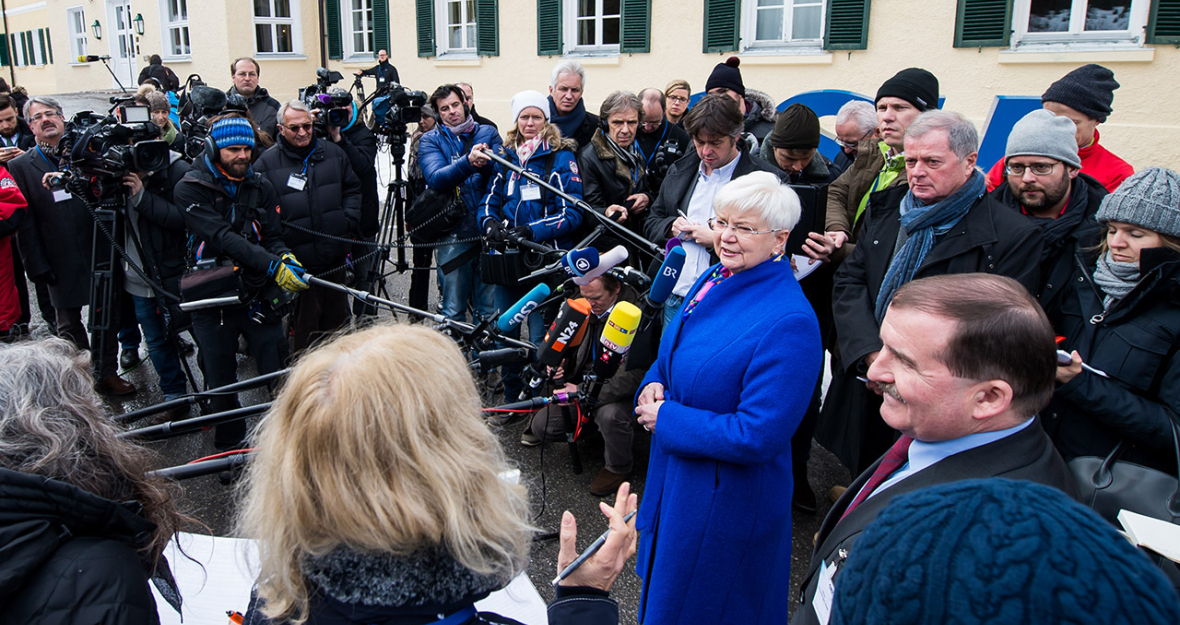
{"left": 550, "top": 60, "right": 585, "bottom": 90}
{"left": 836, "top": 100, "right": 877, "bottom": 135}
{"left": 278, "top": 98, "right": 310, "bottom": 123}
{"left": 905, "top": 110, "right": 979, "bottom": 160}
{"left": 712, "top": 171, "right": 801, "bottom": 232}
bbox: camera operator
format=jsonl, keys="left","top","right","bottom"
{"left": 318, "top": 88, "right": 379, "bottom": 319}
{"left": 353, "top": 49, "right": 399, "bottom": 88}
{"left": 10, "top": 97, "right": 135, "bottom": 394}
{"left": 255, "top": 100, "right": 361, "bottom": 352}
{"left": 419, "top": 84, "right": 501, "bottom": 324}
{"left": 119, "top": 134, "right": 193, "bottom": 411}
{"left": 175, "top": 115, "right": 306, "bottom": 450}
{"left": 227, "top": 57, "right": 281, "bottom": 140}
{"left": 635, "top": 88, "right": 691, "bottom": 197}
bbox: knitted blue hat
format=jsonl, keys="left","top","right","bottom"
{"left": 832, "top": 479, "right": 1180, "bottom": 625}
{"left": 209, "top": 117, "right": 255, "bottom": 151}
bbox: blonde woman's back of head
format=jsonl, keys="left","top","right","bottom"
{"left": 237, "top": 323, "right": 530, "bottom": 623}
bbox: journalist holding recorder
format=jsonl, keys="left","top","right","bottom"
{"left": 632, "top": 171, "right": 822, "bottom": 624}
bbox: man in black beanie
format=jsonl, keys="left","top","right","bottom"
{"left": 985, "top": 63, "right": 1133, "bottom": 193}
{"left": 759, "top": 102, "right": 837, "bottom": 185}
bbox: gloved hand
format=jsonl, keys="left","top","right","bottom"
{"left": 484, "top": 219, "right": 507, "bottom": 243}
{"left": 509, "top": 225, "right": 533, "bottom": 241}
{"left": 270, "top": 253, "right": 309, "bottom": 292}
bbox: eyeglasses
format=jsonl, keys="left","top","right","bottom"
{"left": 1005, "top": 162, "right": 1057, "bottom": 177}
{"left": 707, "top": 217, "right": 781, "bottom": 239}
{"left": 234, "top": 71, "right": 259, "bottom": 79}
{"left": 834, "top": 128, "right": 874, "bottom": 149}
{"left": 30, "top": 110, "right": 61, "bottom": 123}
{"left": 641, "top": 120, "right": 662, "bottom": 129}
{"left": 284, "top": 123, "right": 314, "bottom": 134}
{"left": 667, "top": 95, "right": 689, "bottom": 104}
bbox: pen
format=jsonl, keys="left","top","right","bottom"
{"left": 551, "top": 510, "right": 637, "bottom": 586}
{"left": 1056, "top": 349, "right": 1110, "bottom": 379}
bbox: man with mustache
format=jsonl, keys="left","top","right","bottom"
{"left": 989, "top": 109, "right": 1107, "bottom": 321}
{"left": 792, "top": 274, "right": 1078, "bottom": 625}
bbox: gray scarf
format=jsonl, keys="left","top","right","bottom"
{"left": 1093, "top": 250, "right": 1140, "bottom": 309}
{"left": 445, "top": 114, "right": 476, "bottom": 136}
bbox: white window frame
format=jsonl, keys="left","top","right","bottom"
{"left": 159, "top": 0, "right": 191, "bottom": 59}
{"left": 1011, "top": 0, "right": 1150, "bottom": 49}
{"left": 67, "top": 6, "right": 88, "bottom": 63}
{"left": 740, "top": 0, "right": 826, "bottom": 52}
{"left": 343, "top": 0, "right": 374, "bottom": 60}
{"left": 436, "top": 0, "right": 477, "bottom": 56}
{"left": 252, "top": 0, "right": 303, "bottom": 56}
{"left": 563, "top": 0, "right": 621, "bottom": 55}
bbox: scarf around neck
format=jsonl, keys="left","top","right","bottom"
{"left": 516, "top": 135, "right": 546, "bottom": 167}
{"left": 875, "top": 170, "right": 986, "bottom": 322}
{"left": 445, "top": 114, "right": 476, "bottom": 136}
{"left": 602, "top": 130, "right": 643, "bottom": 189}
{"left": 548, "top": 95, "right": 586, "bottom": 140}
{"left": 1017, "top": 177, "right": 1085, "bottom": 262}
{"left": 1093, "top": 250, "right": 1140, "bottom": 309}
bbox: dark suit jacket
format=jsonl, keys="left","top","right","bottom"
{"left": 792, "top": 418, "right": 1077, "bottom": 625}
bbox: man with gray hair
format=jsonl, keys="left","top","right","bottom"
{"left": 828, "top": 109, "right": 1044, "bottom": 475}
{"left": 831, "top": 100, "right": 877, "bottom": 177}
{"left": 548, "top": 60, "right": 598, "bottom": 149}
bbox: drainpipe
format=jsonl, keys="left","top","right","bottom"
{"left": 316, "top": 0, "right": 327, "bottom": 69}
{"left": 0, "top": 0, "right": 16, "bottom": 89}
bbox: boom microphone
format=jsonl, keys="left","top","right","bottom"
{"left": 78, "top": 55, "right": 113, "bottom": 62}
{"left": 648, "top": 246, "right": 687, "bottom": 305}
{"left": 573, "top": 245, "right": 629, "bottom": 286}
{"left": 497, "top": 283, "right": 551, "bottom": 333}
{"left": 561, "top": 248, "right": 600, "bottom": 279}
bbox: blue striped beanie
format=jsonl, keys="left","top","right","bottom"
{"left": 210, "top": 117, "right": 255, "bottom": 150}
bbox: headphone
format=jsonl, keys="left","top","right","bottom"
{"left": 203, "top": 133, "right": 218, "bottom": 163}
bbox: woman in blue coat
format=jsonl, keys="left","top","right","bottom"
{"left": 634, "top": 171, "right": 823, "bottom": 624}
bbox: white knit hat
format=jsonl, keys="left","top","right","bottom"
{"left": 511, "top": 90, "right": 550, "bottom": 123}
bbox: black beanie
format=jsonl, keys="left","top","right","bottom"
{"left": 768, "top": 103, "right": 820, "bottom": 150}
{"left": 875, "top": 67, "right": 939, "bottom": 112}
{"left": 705, "top": 57, "right": 745, "bottom": 98}
{"left": 1042, "top": 63, "right": 1119, "bottom": 123}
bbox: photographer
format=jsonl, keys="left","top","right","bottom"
{"left": 255, "top": 100, "right": 361, "bottom": 352}
{"left": 635, "top": 88, "right": 690, "bottom": 197}
{"left": 10, "top": 97, "right": 134, "bottom": 394}
{"left": 418, "top": 84, "right": 502, "bottom": 324}
{"left": 175, "top": 115, "right": 305, "bottom": 450}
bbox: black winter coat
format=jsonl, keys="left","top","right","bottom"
{"left": 1044, "top": 247, "right": 1180, "bottom": 472}
{"left": 0, "top": 117, "right": 35, "bottom": 150}
{"left": 578, "top": 131, "right": 651, "bottom": 243}
{"left": 0, "top": 468, "right": 168, "bottom": 625}
{"left": 175, "top": 159, "right": 289, "bottom": 278}
{"left": 991, "top": 172, "right": 1106, "bottom": 320}
{"left": 634, "top": 119, "right": 691, "bottom": 197}
{"left": 138, "top": 60, "right": 179, "bottom": 91}
{"left": 132, "top": 158, "right": 191, "bottom": 287}
{"left": 228, "top": 86, "right": 281, "bottom": 140}
{"left": 255, "top": 138, "right": 362, "bottom": 272}
{"left": 338, "top": 123, "right": 379, "bottom": 237}
{"left": 10, "top": 147, "right": 94, "bottom": 308}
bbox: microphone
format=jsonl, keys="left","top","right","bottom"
{"left": 667, "top": 237, "right": 683, "bottom": 251}
{"left": 524, "top": 298, "right": 593, "bottom": 394}
{"left": 573, "top": 245, "right": 629, "bottom": 286}
{"left": 560, "top": 248, "right": 600, "bottom": 279}
{"left": 589, "top": 301, "right": 643, "bottom": 391}
{"left": 78, "top": 55, "right": 113, "bottom": 62}
{"left": 608, "top": 266, "right": 653, "bottom": 292}
{"left": 471, "top": 347, "right": 531, "bottom": 369}
{"left": 496, "top": 283, "right": 551, "bottom": 333}
{"left": 648, "top": 246, "right": 687, "bottom": 306}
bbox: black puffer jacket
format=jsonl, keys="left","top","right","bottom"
{"left": 338, "top": 122, "right": 379, "bottom": 237}
{"left": 1044, "top": 247, "right": 1180, "bottom": 472}
{"left": 255, "top": 137, "right": 362, "bottom": 272}
{"left": 0, "top": 468, "right": 168, "bottom": 625}
{"left": 228, "top": 86, "right": 282, "bottom": 140}
{"left": 130, "top": 157, "right": 190, "bottom": 293}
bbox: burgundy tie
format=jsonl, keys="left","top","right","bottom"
{"left": 840, "top": 435, "right": 913, "bottom": 521}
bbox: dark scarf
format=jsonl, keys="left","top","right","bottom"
{"left": 602, "top": 130, "right": 642, "bottom": 180}
{"left": 548, "top": 95, "right": 587, "bottom": 140}
{"left": 279, "top": 134, "right": 315, "bottom": 160}
{"left": 875, "top": 170, "right": 986, "bottom": 322}
{"left": 1018, "top": 177, "right": 1088, "bottom": 263}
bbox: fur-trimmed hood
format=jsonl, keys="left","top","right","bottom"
{"left": 744, "top": 89, "right": 779, "bottom": 124}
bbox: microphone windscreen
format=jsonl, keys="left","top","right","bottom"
{"left": 573, "top": 245, "right": 629, "bottom": 285}
{"left": 648, "top": 246, "right": 687, "bottom": 305}
{"left": 537, "top": 298, "right": 592, "bottom": 367}
{"left": 189, "top": 85, "right": 227, "bottom": 115}
{"left": 600, "top": 301, "right": 643, "bottom": 354}
{"left": 560, "top": 247, "right": 599, "bottom": 278}
{"left": 496, "top": 282, "right": 551, "bottom": 333}
{"left": 666, "top": 237, "right": 683, "bottom": 251}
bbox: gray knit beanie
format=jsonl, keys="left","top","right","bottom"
{"left": 1095, "top": 167, "right": 1180, "bottom": 238}
{"left": 1004, "top": 109, "right": 1081, "bottom": 169}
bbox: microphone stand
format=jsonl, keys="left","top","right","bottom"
{"left": 477, "top": 148, "right": 664, "bottom": 261}
{"left": 115, "top": 369, "right": 288, "bottom": 424}
{"left": 150, "top": 452, "right": 253, "bottom": 480}
{"left": 119, "top": 402, "right": 272, "bottom": 441}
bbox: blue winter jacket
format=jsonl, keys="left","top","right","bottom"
{"left": 418, "top": 123, "right": 504, "bottom": 239}
{"left": 635, "top": 257, "right": 822, "bottom": 625}
{"left": 478, "top": 139, "right": 583, "bottom": 248}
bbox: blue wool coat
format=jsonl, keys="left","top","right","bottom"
{"left": 635, "top": 257, "right": 822, "bottom": 625}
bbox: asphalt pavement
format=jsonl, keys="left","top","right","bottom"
{"left": 29, "top": 90, "right": 854, "bottom": 624}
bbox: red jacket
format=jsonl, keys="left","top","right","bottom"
{"left": 0, "top": 165, "right": 28, "bottom": 331}
{"left": 985, "top": 129, "right": 1134, "bottom": 193}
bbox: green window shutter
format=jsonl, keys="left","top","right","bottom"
{"left": 373, "top": 0, "right": 390, "bottom": 54}
{"left": 415, "top": 0, "right": 434, "bottom": 57}
{"left": 703, "top": 0, "right": 739, "bottom": 54}
{"left": 537, "top": 0, "right": 561, "bottom": 55}
{"left": 954, "top": 0, "right": 1012, "bottom": 48}
{"left": 825, "top": 0, "right": 870, "bottom": 50}
{"left": 1148, "top": 0, "right": 1180, "bottom": 44}
{"left": 38, "top": 29, "right": 47, "bottom": 64}
{"left": 620, "top": 0, "right": 650, "bottom": 53}
{"left": 0, "top": 37, "right": 8, "bottom": 67}
{"left": 326, "top": 0, "right": 342, "bottom": 59}
{"left": 20, "top": 32, "right": 28, "bottom": 66}
{"left": 476, "top": 0, "right": 498, "bottom": 56}
{"left": 44, "top": 28, "right": 52, "bottom": 64}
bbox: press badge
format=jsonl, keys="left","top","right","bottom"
{"left": 287, "top": 173, "right": 307, "bottom": 191}
{"left": 521, "top": 184, "right": 541, "bottom": 202}
{"left": 53, "top": 189, "right": 72, "bottom": 203}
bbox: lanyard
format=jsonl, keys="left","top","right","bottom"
{"left": 35, "top": 145, "right": 57, "bottom": 170}
{"left": 299, "top": 140, "right": 318, "bottom": 176}
{"left": 634, "top": 123, "right": 668, "bottom": 167}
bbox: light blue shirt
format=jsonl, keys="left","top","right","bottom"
{"left": 671, "top": 155, "right": 741, "bottom": 298}
{"left": 867, "top": 418, "right": 1035, "bottom": 500}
